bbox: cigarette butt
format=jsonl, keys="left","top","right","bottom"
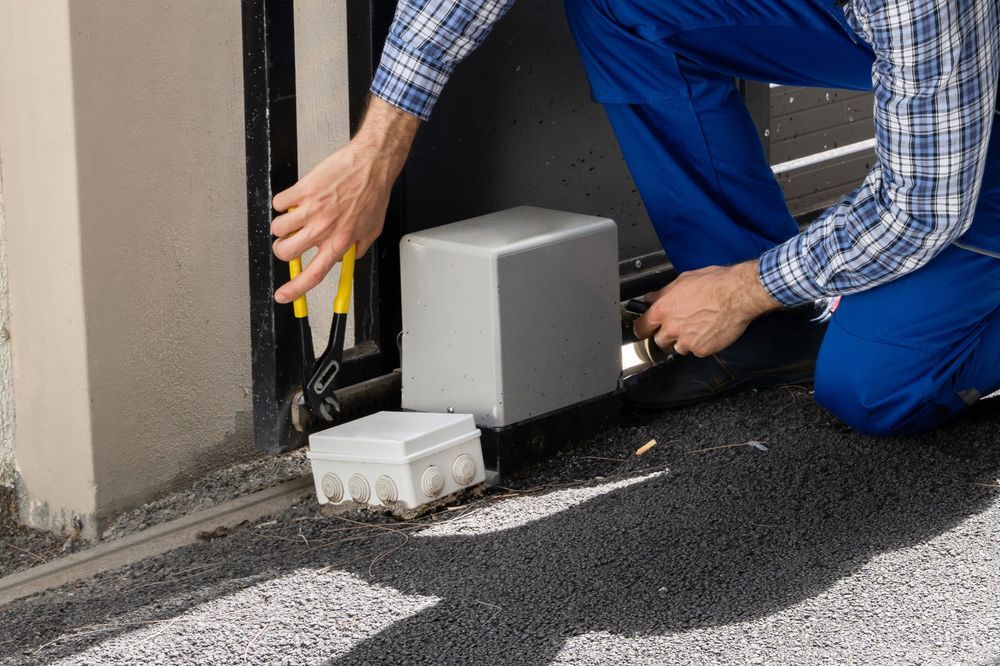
{"left": 635, "top": 439, "right": 657, "bottom": 456}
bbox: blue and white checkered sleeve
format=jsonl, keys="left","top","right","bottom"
{"left": 759, "top": 0, "right": 1000, "bottom": 306}
{"left": 370, "top": 0, "right": 516, "bottom": 120}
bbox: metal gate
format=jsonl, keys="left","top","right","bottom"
{"left": 241, "top": 0, "right": 876, "bottom": 454}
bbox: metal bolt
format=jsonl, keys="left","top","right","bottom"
{"left": 634, "top": 259, "right": 642, "bottom": 269}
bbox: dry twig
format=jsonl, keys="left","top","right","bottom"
{"left": 2, "top": 540, "right": 46, "bottom": 564}
{"left": 125, "top": 616, "right": 183, "bottom": 651}
{"left": 688, "top": 440, "right": 769, "bottom": 454}
{"left": 243, "top": 621, "right": 273, "bottom": 664}
{"left": 475, "top": 600, "right": 503, "bottom": 624}
{"left": 368, "top": 529, "right": 410, "bottom": 577}
{"left": 33, "top": 619, "right": 181, "bottom": 654}
{"left": 135, "top": 562, "right": 222, "bottom": 589}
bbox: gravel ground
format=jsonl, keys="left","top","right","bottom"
{"left": 101, "top": 450, "right": 311, "bottom": 540}
{"left": 0, "top": 449, "right": 311, "bottom": 580}
{"left": 1, "top": 387, "right": 999, "bottom": 665}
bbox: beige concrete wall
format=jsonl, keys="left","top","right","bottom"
{"left": 296, "top": 3, "right": 352, "bottom": 173}
{"left": 295, "top": 2, "right": 353, "bottom": 352}
{"left": 0, "top": 0, "right": 351, "bottom": 537}
{"left": 0, "top": 1, "right": 99, "bottom": 534}
{"left": 0, "top": 157, "right": 13, "bottom": 488}
{"left": 67, "top": 0, "right": 256, "bottom": 524}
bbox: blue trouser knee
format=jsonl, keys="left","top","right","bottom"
{"left": 815, "top": 246, "right": 1000, "bottom": 436}
{"left": 565, "top": 0, "right": 1000, "bottom": 434}
{"left": 817, "top": 117, "right": 1000, "bottom": 435}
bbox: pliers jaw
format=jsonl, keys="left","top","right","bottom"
{"left": 304, "top": 314, "right": 348, "bottom": 424}
{"left": 283, "top": 242, "right": 356, "bottom": 431}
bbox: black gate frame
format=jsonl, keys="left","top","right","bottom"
{"left": 241, "top": 0, "right": 402, "bottom": 453}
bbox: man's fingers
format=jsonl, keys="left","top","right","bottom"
{"left": 632, "top": 312, "right": 658, "bottom": 340}
{"left": 272, "top": 184, "right": 303, "bottom": 214}
{"left": 270, "top": 207, "right": 307, "bottom": 239}
{"left": 273, "top": 223, "right": 325, "bottom": 263}
{"left": 275, "top": 247, "right": 336, "bottom": 304}
{"left": 326, "top": 236, "right": 357, "bottom": 268}
{"left": 633, "top": 296, "right": 672, "bottom": 339}
{"left": 273, "top": 233, "right": 307, "bottom": 263}
{"left": 654, "top": 328, "right": 678, "bottom": 353}
{"left": 273, "top": 235, "right": 356, "bottom": 302}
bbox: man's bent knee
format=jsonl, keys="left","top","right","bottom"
{"left": 814, "top": 365, "right": 911, "bottom": 436}
{"left": 814, "top": 334, "right": 942, "bottom": 437}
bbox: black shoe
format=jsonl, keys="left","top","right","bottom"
{"left": 621, "top": 302, "right": 830, "bottom": 410}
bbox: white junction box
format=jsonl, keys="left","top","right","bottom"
{"left": 307, "top": 411, "right": 485, "bottom": 510}
{"left": 400, "top": 206, "right": 620, "bottom": 427}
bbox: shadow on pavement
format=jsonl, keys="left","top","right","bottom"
{"left": 2, "top": 392, "right": 999, "bottom": 665}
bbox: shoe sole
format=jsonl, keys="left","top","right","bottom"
{"left": 620, "top": 360, "right": 817, "bottom": 411}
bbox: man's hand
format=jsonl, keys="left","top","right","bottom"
{"left": 633, "top": 260, "right": 780, "bottom": 357}
{"left": 270, "top": 96, "right": 421, "bottom": 304}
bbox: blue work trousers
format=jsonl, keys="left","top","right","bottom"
{"left": 565, "top": 0, "right": 1000, "bottom": 435}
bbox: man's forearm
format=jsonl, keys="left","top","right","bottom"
{"left": 759, "top": 0, "right": 999, "bottom": 306}
{"left": 736, "top": 260, "right": 782, "bottom": 319}
{"left": 354, "top": 95, "right": 423, "bottom": 176}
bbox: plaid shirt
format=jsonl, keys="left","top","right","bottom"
{"left": 371, "top": 0, "right": 1000, "bottom": 306}
{"left": 371, "top": 0, "right": 515, "bottom": 121}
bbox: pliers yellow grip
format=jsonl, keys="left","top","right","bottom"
{"left": 283, "top": 206, "right": 356, "bottom": 424}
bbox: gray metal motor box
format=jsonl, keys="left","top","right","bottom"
{"left": 400, "top": 206, "right": 620, "bottom": 428}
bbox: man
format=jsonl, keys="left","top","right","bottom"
{"left": 269, "top": 0, "right": 1000, "bottom": 436}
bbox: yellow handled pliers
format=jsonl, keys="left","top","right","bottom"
{"left": 285, "top": 208, "right": 356, "bottom": 424}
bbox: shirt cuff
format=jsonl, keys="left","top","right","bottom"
{"left": 757, "top": 236, "right": 830, "bottom": 307}
{"left": 369, "top": 34, "right": 453, "bottom": 121}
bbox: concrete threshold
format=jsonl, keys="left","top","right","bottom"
{"left": 0, "top": 475, "right": 314, "bottom": 606}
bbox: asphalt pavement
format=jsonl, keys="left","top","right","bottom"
{"left": 1, "top": 387, "right": 999, "bottom": 665}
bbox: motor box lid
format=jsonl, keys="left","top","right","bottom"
{"left": 307, "top": 411, "right": 480, "bottom": 464}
